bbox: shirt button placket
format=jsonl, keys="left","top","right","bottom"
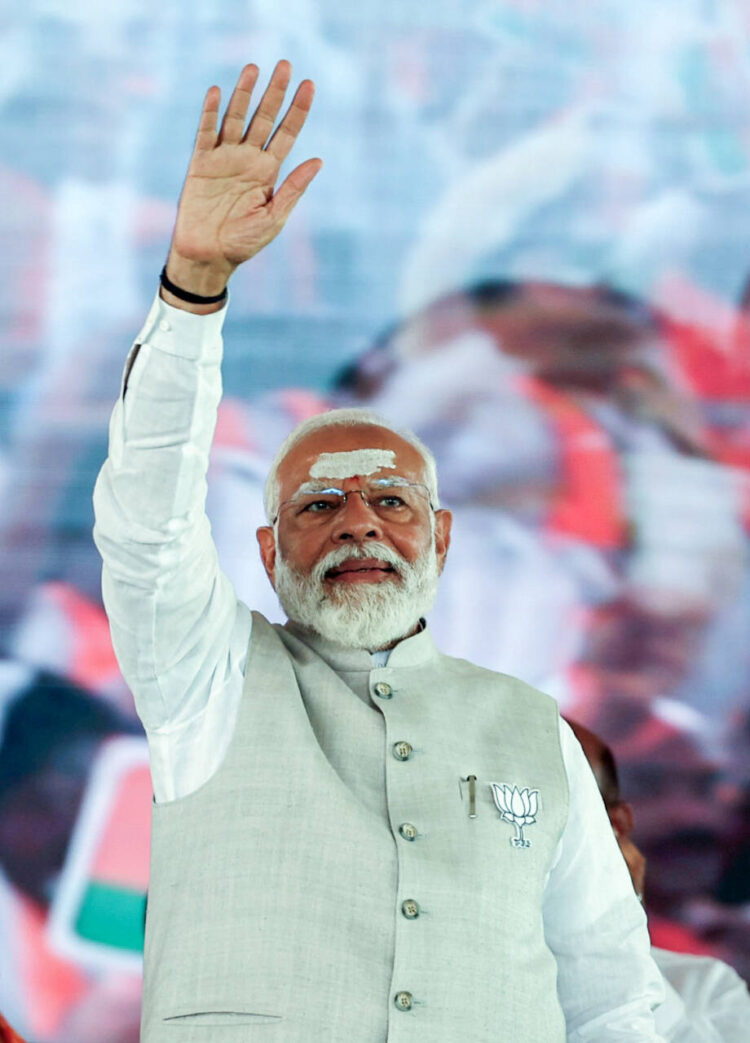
{"left": 375, "top": 671, "right": 421, "bottom": 1030}
{"left": 376, "top": 671, "right": 421, "bottom": 1030}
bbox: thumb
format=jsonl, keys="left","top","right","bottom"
{"left": 269, "top": 158, "right": 322, "bottom": 226}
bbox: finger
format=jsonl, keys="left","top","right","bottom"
{"left": 218, "top": 63, "right": 260, "bottom": 144}
{"left": 244, "top": 59, "right": 292, "bottom": 149}
{"left": 265, "top": 79, "right": 315, "bottom": 164}
{"left": 194, "top": 86, "right": 221, "bottom": 153}
{"left": 268, "top": 157, "right": 322, "bottom": 224}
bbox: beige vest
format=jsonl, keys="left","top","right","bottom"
{"left": 142, "top": 613, "right": 569, "bottom": 1042}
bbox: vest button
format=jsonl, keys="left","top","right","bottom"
{"left": 399, "top": 822, "right": 418, "bottom": 841}
{"left": 373, "top": 681, "right": 393, "bottom": 699}
{"left": 394, "top": 991, "right": 413, "bottom": 1011}
{"left": 393, "top": 741, "right": 412, "bottom": 760}
{"left": 401, "top": 899, "right": 420, "bottom": 919}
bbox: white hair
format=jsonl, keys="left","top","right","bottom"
{"left": 263, "top": 408, "right": 440, "bottom": 522}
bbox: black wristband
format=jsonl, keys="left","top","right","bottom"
{"left": 160, "top": 265, "right": 228, "bottom": 305}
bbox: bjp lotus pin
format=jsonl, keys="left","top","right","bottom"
{"left": 490, "top": 783, "right": 539, "bottom": 848}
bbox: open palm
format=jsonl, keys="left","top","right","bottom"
{"left": 171, "top": 61, "right": 321, "bottom": 277}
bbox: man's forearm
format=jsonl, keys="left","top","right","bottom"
{"left": 93, "top": 293, "right": 236, "bottom": 729}
{"left": 94, "top": 294, "right": 226, "bottom": 539}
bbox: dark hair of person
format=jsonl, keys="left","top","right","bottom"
{"left": 0, "top": 670, "right": 139, "bottom": 798}
{"left": 463, "top": 278, "right": 522, "bottom": 308}
{"left": 597, "top": 743, "right": 622, "bottom": 809}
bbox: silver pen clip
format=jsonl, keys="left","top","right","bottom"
{"left": 467, "top": 775, "right": 477, "bottom": 818}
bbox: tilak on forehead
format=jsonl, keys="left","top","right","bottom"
{"left": 308, "top": 449, "right": 397, "bottom": 480}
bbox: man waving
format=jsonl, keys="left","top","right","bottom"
{"left": 94, "top": 62, "right": 666, "bottom": 1041}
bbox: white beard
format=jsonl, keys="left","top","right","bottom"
{"left": 274, "top": 539, "right": 440, "bottom": 650}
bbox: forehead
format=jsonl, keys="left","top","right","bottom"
{"left": 277, "top": 424, "right": 426, "bottom": 497}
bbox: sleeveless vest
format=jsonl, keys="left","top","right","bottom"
{"left": 142, "top": 614, "right": 569, "bottom": 1042}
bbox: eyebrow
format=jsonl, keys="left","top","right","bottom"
{"left": 292, "top": 475, "right": 417, "bottom": 497}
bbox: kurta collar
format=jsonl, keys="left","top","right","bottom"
{"left": 283, "top": 618, "right": 439, "bottom": 673}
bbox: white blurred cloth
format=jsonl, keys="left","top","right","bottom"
{"left": 624, "top": 452, "right": 748, "bottom": 608}
{"left": 653, "top": 947, "right": 750, "bottom": 1042}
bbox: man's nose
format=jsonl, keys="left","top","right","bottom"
{"left": 332, "top": 491, "right": 383, "bottom": 542}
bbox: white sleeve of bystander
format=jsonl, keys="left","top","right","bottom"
{"left": 652, "top": 947, "right": 750, "bottom": 1043}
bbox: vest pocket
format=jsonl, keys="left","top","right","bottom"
{"left": 164, "top": 1011, "right": 282, "bottom": 1025}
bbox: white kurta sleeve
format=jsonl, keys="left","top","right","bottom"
{"left": 93, "top": 292, "right": 252, "bottom": 802}
{"left": 544, "top": 719, "right": 667, "bottom": 1041}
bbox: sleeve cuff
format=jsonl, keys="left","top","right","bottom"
{"left": 133, "top": 288, "right": 229, "bottom": 363}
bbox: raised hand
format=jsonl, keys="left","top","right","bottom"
{"left": 164, "top": 61, "right": 321, "bottom": 308}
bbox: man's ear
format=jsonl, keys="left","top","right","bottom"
{"left": 256, "top": 526, "right": 277, "bottom": 588}
{"left": 434, "top": 509, "right": 452, "bottom": 574}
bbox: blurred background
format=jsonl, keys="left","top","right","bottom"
{"left": 1, "top": 1, "right": 750, "bottom": 1038}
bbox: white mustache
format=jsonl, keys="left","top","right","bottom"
{"left": 310, "top": 542, "right": 405, "bottom": 584}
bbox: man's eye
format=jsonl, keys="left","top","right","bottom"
{"left": 376, "top": 495, "right": 407, "bottom": 509}
{"left": 299, "top": 498, "right": 338, "bottom": 513}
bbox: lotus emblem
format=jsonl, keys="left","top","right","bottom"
{"left": 490, "top": 783, "right": 539, "bottom": 848}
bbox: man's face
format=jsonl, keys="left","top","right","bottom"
{"left": 257, "top": 424, "right": 451, "bottom": 648}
